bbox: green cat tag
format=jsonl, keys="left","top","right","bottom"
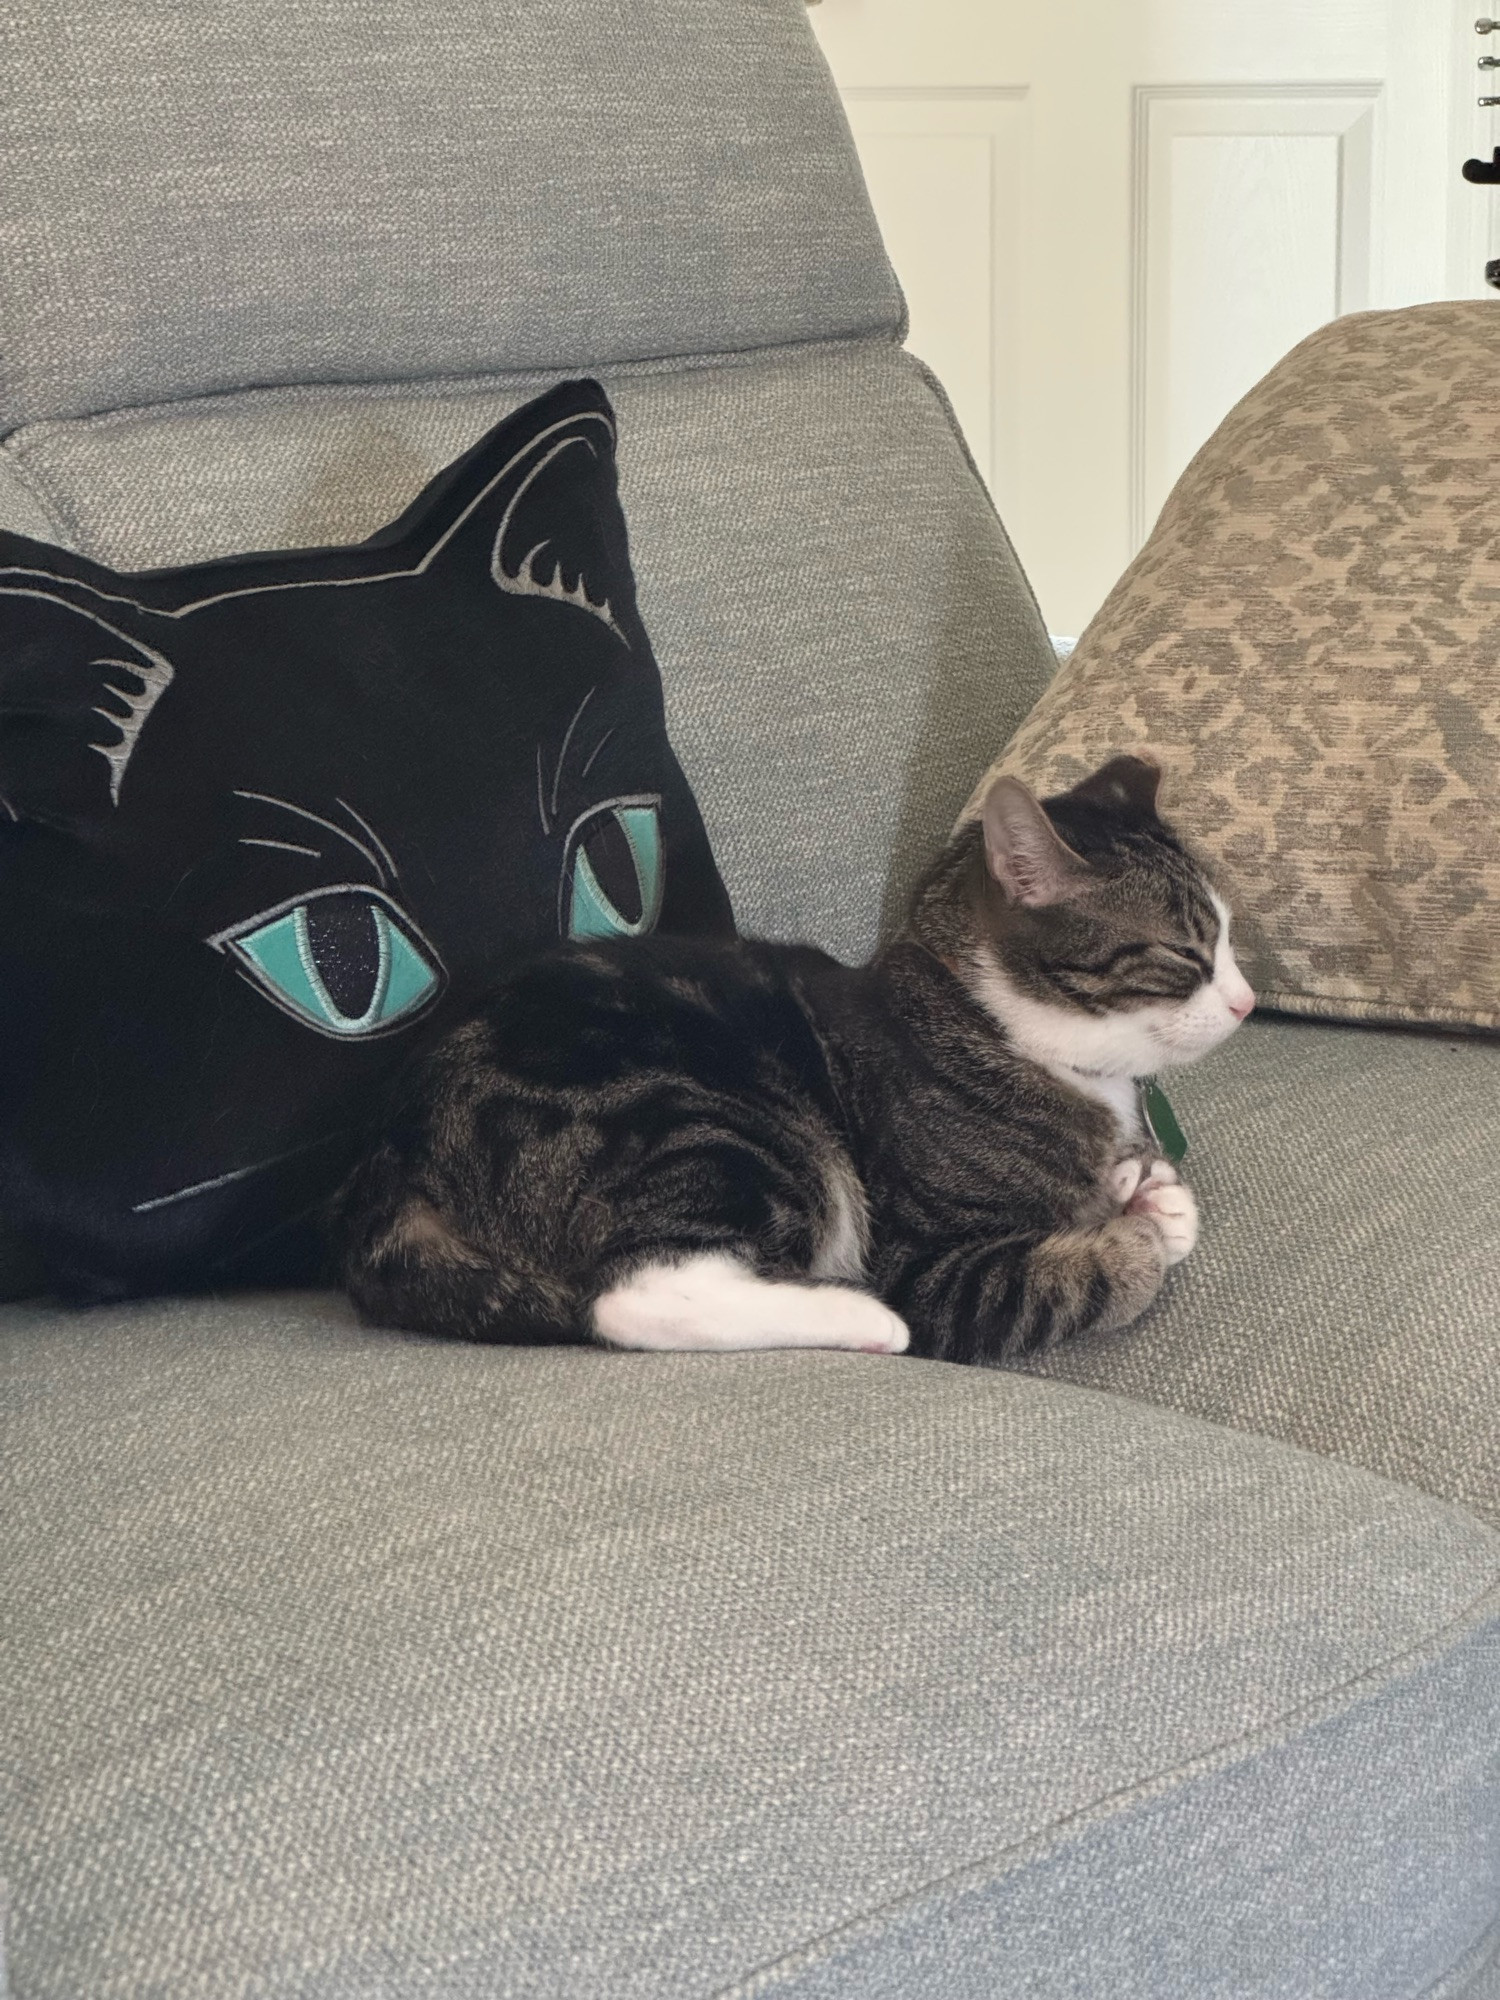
{"left": 1140, "top": 1077, "right": 1188, "bottom": 1166}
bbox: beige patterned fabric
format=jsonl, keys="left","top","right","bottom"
{"left": 980, "top": 302, "right": 1500, "bottom": 1032}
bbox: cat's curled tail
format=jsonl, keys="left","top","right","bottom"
{"left": 333, "top": 1141, "right": 586, "bottom": 1345}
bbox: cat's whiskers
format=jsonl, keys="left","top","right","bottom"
{"left": 551, "top": 686, "right": 597, "bottom": 819}
{"left": 239, "top": 837, "right": 321, "bottom": 860}
{"left": 233, "top": 789, "right": 388, "bottom": 887}
{"left": 579, "top": 728, "right": 615, "bottom": 782}
{"left": 335, "top": 797, "right": 399, "bottom": 884}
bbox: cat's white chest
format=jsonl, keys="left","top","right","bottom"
{"left": 967, "top": 950, "right": 1145, "bottom": 1151}
{"left": 1046, "top": 1063, "right": 1145, "bottom": 1148}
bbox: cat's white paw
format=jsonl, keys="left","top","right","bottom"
{"left": 803, "top": 1286, "right": 911, "bottom": 1355}
{"left": 1109, "top": 1155, "right": 1177, "bottom": 1206}
{"left": 1127, "top": 1176, "right": 1198, "bottom": 1266}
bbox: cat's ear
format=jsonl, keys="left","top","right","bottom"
{"left": 0, "top": 581, "right": 173, "bottom": 825}
{"left": 382, "top": 381, "right": 637, "bottom": 646}
{"left": 980, "top": 774, "right": 1090, "bottom": 907}
{"left": 1064, "top": 753, "right": 1162, "bottom": 818}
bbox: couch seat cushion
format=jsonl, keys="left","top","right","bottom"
{"left": 3, "top": 1297, "right": 1497, "bottom": 1996}
{"left": 1023, "top": 1015, "right": 1500, "bottom": 1530}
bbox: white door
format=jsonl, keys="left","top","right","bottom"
{"left": 810, "top": 0, "right": 1496, "bottom": 637}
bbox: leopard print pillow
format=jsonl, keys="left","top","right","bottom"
{"left": 977, "top": 301, "right": 1500, "bottom": 1032}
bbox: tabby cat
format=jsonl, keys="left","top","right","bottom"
{"left": 335, "top": 754, "right": 1254, "bottom": 1364}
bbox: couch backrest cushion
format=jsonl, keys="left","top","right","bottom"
{"left": 0, "top": 0, "right": 901, "bottom": 428}
{"left": 0, "top": 344, "right": 1056, "bottom": 962}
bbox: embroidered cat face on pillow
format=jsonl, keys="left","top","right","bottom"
{"left": 0, "top": 380, "right": 733, "bottom": 1295}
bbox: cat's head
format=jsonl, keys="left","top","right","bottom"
{"left": 959, "top": 755, "right": 1254, "bottom": 1076}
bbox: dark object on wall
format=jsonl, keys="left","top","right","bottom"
{"left": 1468, "top": 21, "right": 1500, "bottom": 279}
{"left": 0, "top": 380, "right": 733, "bottom": 1297}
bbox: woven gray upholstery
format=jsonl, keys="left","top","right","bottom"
{"left": 0, "top": 343, "right": 1055, "bottom": 960}
{"left": 0, "top": 448, "right": 63, "bottom": 540}
{"left": 1022, "top": 1016, "right": 1500, "bottom": 1528}
{"left": 0, "top": 0, "right": 899, "bottom": 427}
{"left": 2, "top": 1295, "right": 1497, "bottom": 1998}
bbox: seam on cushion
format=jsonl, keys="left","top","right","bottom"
{"left": 0, "top": 436, "right": 76, "bottom": 548}
{"left": 714, "top": 1574, "right": 1500, "bottom": 2000}
{"left": 1255, "top": 988, "right": 1500, "bottom": 1037}
{"left": 1416, "top": 1908, "right": 1500, "bottom": 2000}
{"left": 0, "top": 445, "right": 105, "bottom": 561}
{"left": 0, "top": 327, "right": 909, "bottom": 443}
{"left": 900, "top": 350, "right": 1053, "bottom": 646}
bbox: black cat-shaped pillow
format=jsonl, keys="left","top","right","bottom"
{"left": 0, "top": 380, "right": 733, "bottom": 1295}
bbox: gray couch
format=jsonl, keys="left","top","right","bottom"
{"left": 2, "top": 5, "right": 1496, "bottom": 1996}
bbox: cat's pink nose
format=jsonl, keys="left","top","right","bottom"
{"left": 1226, "top": 979, "right": 1255, "bottom": 1021}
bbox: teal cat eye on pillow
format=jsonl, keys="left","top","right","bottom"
{"left": 567, "top": 801, "right": 665, "bottom": 941}
{"left": 0, "top": 380, "right": 733, "bottom": 1297}
{"left": 213, "top": 889, "right": 444, "bottom": 1040}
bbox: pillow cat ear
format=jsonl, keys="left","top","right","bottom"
{"left": 980, "top": 774, "right": 1091, "bottom": 907}
{"left": 1063, "top": 753, "right": 1163, "bottom": 818}
{"left": 374, "top": 380, "right": 638, "bottom": 648}
{"left": 0, "top": 580, "right": 173, "bottom": 826}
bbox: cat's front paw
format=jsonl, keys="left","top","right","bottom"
{"left": 1108, "top": 1155, "right": 1177, "bottom": 1207}
{"left": 1127, "top": 1174, "right": 1197, "bottom": 1266}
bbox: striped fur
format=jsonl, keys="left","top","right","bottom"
{"left": 334, "top": 757, "right": 1253, "bottom": 1363}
